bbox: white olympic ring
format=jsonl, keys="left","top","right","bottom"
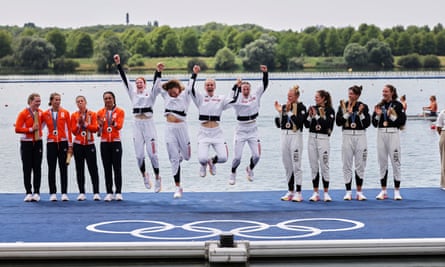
{"left": 86, "top": 218, "right": 364, "bottom": 241}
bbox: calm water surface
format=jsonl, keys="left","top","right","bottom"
{"left": 0, "top": 72, "right": 443, "bottom": 194}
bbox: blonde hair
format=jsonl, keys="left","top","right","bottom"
{"left": 291, "top": 85, "right": 300, "bottom": 97}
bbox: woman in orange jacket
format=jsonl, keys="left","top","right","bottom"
{"left": 97, "top": 91, "right": 125, "bottom": 202}
{"left": 15, "top": 93, "right": 44, "bottom": 202}
{"left": 71, "top": 95, "right": 101, "bottom": 201}
{"left": 42, "top": 93, "right": 72, "bottom": 201}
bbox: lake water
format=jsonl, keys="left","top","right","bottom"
{"left": 0, "top": 72, "right": 443, "bottom": 194}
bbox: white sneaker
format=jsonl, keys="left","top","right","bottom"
{"left": 292, "top": 192, "right": 304, "bottom": 202}
{"left": 61, "top": 194, "right": 69, "bottom": 201}
{"left": 309, "top": 192, "right": 320, "bottom": 202}
{"left": 324, "top": 192, "right": 332, "bottom": 202}
{"left": 356, "top": 192, "right": 367, "bottom": 201}
{"left": 199, "top": 164, "right": 206, "bottom": 177}
{"left": 93, "top": 193, "right": 101, "bottom": 201}
{"left": 24, "top": 194, "right": 33, "bottom": 202}
{"left": 49, "top": 194, "right": 57, "bottom": 202}
{"left": 229, "top": 172, "right": 236, "bottom": 185}
{"left": 208, "top": 159, "right": 216, "bottom": 176}
{"left": 77, "top": 193, "right": 86, "bottom": 201}
{"left": 343, "top": 191, "right": 352, "bottom": 201}
{"left": 154, "top": 177, "right": 162, "bottom": 193}
{"left": 173, "top": 187, "right": 183, "bottom": 199}
{"left": 376, "top": 190, "right": 388, "bottom": 200}
{"left": 115, "top": 193, "right": 123, "bottom": 201}
{"left": 394, "top": 190, "right": 403, "bottom": 200}
{"left": 246, "top": 166, "right": 254, "bottom": 181}
{"left": 104, "top": 193, "right": 114, "bottom": 202}
{"left": 143, "top": 172, "right": 152, "bottom": 189}
{"left": 32, "top": 194, "right": 40, "bottom": 202}
{"left": 280, "top": 191, "right": 294, "bottom": 201}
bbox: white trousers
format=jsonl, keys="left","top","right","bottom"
{"left": 377, "top": 128, "right": 401, "bottom": 182}
{"left": 165, "top": 122, "right": 191, "bottom": 176}
{"left": 133, "top": 118, "right": 159, "bottom": 171}
{"left": 197, "top": 126, "right": 228, "bottom": 166}
{"left": 281, "top": 130, "right": 303, "bottom": 186}
{"left": 342, "top": 130, "right": 367, "bottom": 184}
{"left": 232, "top": 122, "right": 261, "bottom": 170}
{"left": 307, "top": 133, "right": 330, "bottom": 182}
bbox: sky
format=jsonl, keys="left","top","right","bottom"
{"left": 2, "top": 0, "right": 443, "bottom": 31}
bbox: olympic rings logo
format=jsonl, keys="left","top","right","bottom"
{"left": 86, "top": 218, "right": 364, "bottom": 240}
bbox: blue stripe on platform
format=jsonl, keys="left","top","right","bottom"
{"left": 1, "top": 188, "right": 445, "bottom": 243}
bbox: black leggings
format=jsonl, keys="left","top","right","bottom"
{"left": 20, "top": 140, "right": 42, "bottom": 194}
{"left": 73, "top": 143, "right": 100, "bottom": 194}
{"left": 46, "top": 141, "right": 68, "bottom": 194}
{"left": 100, "top": 142, "right": 123, "bottom": 194}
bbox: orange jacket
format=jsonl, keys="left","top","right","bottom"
{"left": 70, "top": 110, "right": 98, "bottom": 145}
{"left": 96, "top": 107, "right": 125, "bottom": 142}
{"left": 15, "top": 107, "right": 44, "bottom": 142}
{"left": 42, "top": 107, "right": 72, "bottom": 145}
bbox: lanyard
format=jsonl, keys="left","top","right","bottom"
{"left": 51, "top": 109, "right": 58, "bottom": 130}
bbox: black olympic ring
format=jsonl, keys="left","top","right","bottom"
{"left": 86, "top": 218, "right": 364, "bottom": 240}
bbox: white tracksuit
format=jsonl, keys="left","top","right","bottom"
{"left": 116, "top": 65, "right": 161, "bottom": 175}
{"left": 335, "top": 101, "right": 371, "bottom": 188}
{"left": 371, "top": 100, "right": 406, "bottom": 187}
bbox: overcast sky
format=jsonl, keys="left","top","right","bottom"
{"left": 2, "top": 0, "right": 443, "bottom": 31}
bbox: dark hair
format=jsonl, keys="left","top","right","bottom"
{"left": 48, "top": 92, "right": 61, "bottom": 106}
{"left": 317, "top": 89, "right": 332, "bottom": 108}
{"left": 103, "top": 91, "right": 116, "bottom": 106}
{"left": 385, "top": 84, "right": 398, "bottom": 100}
{"left": 349, "top": 85, "right": 363, "bottom": 96}
{"left": 162, "top": 79, "right": 184, "bottom": 92}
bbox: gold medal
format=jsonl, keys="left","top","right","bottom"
{"left": 350, "top": 122, "right": 356, "bottom": 129}
{"left": 383, "top": 121, "right": 388, "bottom": 127}
{"left": 315, "top": 124, "right": 321, "bottom": 131}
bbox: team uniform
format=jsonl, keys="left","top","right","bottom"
{"left": 372, "top": 100, "right": 406, "bottom": 200}
{"left": 436, "top": 110, "right": 445, "bottom": 189}
{"left": 42, "top": 107, "right": 72, "bottom": 201}
{"left": 116, "top": 64, "right": 162, "bottom": 192}
{"left": 70, "top": 109, "right": 101, "bottom": 200}
{"left": 229, "top": 71, "right": 269, "bottom": 185}
{"left": 191, "top": 83, "right": 238, "bottom": 177}
{"left": 15, "top": 107, "right": 44, "bottom": 202}
{"left": 97, "top": 106, "right": 125, "bottom": 201}
{"left": 275, "top": 102, "right": 307, "bottom": 202}
{"left": 335, "top": 101, "right": 371, "bottom": 200}
{"left": 156, "top": 73, "right": 197, "bottom": 198}
{"left": 306, "top": 105, "right": 335, "bottom": 201}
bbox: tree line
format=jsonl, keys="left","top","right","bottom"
{"left": 0, "top": 22, "right": 444, "bottom": 73}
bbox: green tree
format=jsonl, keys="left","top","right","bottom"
{"left": 214, "top": 47, "right": 237, "bottom": 71}
{"left": 66, "top": 31, "right": 93, "bottom": 58}
{"left": 180, "top": 29, "right": 199, "bottom": 56}
{"left": 0, "top": 30, "right": 13, "bottom": 58}
{"left": 94, "top": 34, "right": 128, "bottom": 73}
{"left": 162, "top": 32, "right": 180, "bottom": 56}
{"left": 423, "top": 55, "right": 441, "bottom": 68}
{"left": 325, "top": 28, "right": 343, "bottom": 56}
{"left": 300, "top": 34, "right": 320, "bottom": 56}
{"left": 46, "top": 29, "right": 66, "bottom": 57}
{"left": 275, "top": 32, "right": 301, "bottom": 70}
{"left": 14, "top": 36, "right": 56, "bottom": 69}
{"left": 199, "top": 31, "right": 225, "bottom": 57}
{"left": 395, "top": 32, "right": 413, "bottom": 56}
{"left": 147, "top": 26, "right": 175, "bottom": 57}
{"left": 435, "top": 31, "right": 445, "bottom": 56}
{"left": 366, "top": 39, "right": 394, "bottom": 68}
{"left": 234, "top": 31, "right": 255, "bottom": 51}
{"left": 397, "top": 54, "right": 422, "bottom": 68}
{"left": 419, "top": 32, "right": 436, "bottom": 55}
{"left": 239, "top": 33, "right": 277, "bottom": 71}
{"left": 343, "top": 43, "right": 368, "bottom": 67}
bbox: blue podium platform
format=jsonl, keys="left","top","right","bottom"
{"left": 1, "top": 188, "right": 445, "bottom": 263}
